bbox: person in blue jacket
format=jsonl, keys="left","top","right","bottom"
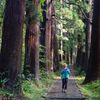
{"left": 61, "top": 63, "right": 70, "bottom": 92}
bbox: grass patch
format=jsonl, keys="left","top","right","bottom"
{"left": 22, "top": 72, "right": 56, "bottom": 100}
{"left": 75, "top": 75, "right": 100, "bottom": 99}
{"left": 22, "top": 80, "right": 46, "bottom": 100}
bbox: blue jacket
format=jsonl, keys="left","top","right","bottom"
{"left": 61, "top": 67, "right": 70, "bottom": 79}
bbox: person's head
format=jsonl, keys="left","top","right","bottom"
{"left": 63, "top": 63, "right": 67, "bottom": 68}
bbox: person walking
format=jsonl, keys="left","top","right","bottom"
{"left": 61, "top": 63, "right": 70, "bottom": 92}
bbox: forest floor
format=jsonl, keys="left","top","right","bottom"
{"left": 43, "top": 67, "right": 86, "bottom": 100}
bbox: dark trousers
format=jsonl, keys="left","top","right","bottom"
{"left": 62, "top": 78, "right": 68, "bottom": 90}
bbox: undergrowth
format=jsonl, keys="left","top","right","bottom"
{"left": 22, "top": 72, "right": 55, "bottom": 100}
{"left": 0, "top": 71, "right": 56, "bottom": 100}
{"left": 74, "top": 67, "right": 100, "bottom": 100}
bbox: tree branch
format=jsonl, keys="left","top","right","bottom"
{"left": 62, "top": 0, "right": 92, "bottom": 24}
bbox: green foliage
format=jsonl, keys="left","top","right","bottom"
{"left": 0, "top": 0, "right": 6, "bottom": 24}
{"left": 22, "top": 80, "right": 44, "bottom": 100}
{"left": 56, "top": 0, "right": 86, "bottom": 60}
{"left": 0, "top": 73, "right": 13, "bottom": 96}
{"left": 0, "top": 79, "right": 7, "bottom": 87}
{"left": 74, "top": 66, "right": 100, "bottom": 99}
{"left": 83, "top": 80, "right": 100, "bottom": 99}
{"left": 0, "top": 71, "right": 55, "bottom": 99}
{"left": 40, "top": 0, "right": 45, "bottom": 6}
{"left": 59, "top": 60, "right": 66, "bottom": 66}
{"left": 39, "top": 45, "right": 46, "bottom": 65}
{"left": 0, "top": 0, "right": 5, "bottom": 16}
{"left": 22, "top": 71, "right": 55, "bottom": 100}
{"left": 0, "top": 0, "right": 6, "bottom": 48}
{"left": 40, "top": 0, "right": 45, "bottom": 21}
{"left": 0, "top": 72, "right": 8, "bottom": 88}
{"left": 26, "top": 0, "right": 40, "bottom": 22}
{"left": 0, "top": 88, "right": 13, "bottom": 96}
{"left": 0, "top": 0, "right": 95, "bottom": 99}
{"left": 26, "top": 0, "right": 45, "bottom": 23}
{"left": 76, "top": 75, "right": 100, "bottom": 99}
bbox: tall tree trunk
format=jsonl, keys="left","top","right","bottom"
{"left": 45, "top": 0, "right": 52, "bottom": 73}
{"left": 51, "top": 0, "right": 59, "bottom": 71}
{"left": 53, "top": 24, "right": 59, "bottom": 71}
{"left": 66, "top": 48, "right": 70, "bottom": 64}
{"left": 84, "top": 0, "right": 100, "bottom": 83}
{"left": 60, "top": 0, "right": 63, "bottom": 62}
{"left": 85, "top": 0, "right": 92, "bottom": 70}
{"left": 65, "top": 50, "right": 67, "bottom": 63}
{"left": 0, "top": 0, "right": 25, "bottom": 93}
{"left": 76, "top": 35, "right": 82, "bottom": 68}
{"left": 53, "top": 41, "right": 59, "bottom": 71}
{"left": 51, "top": 0, "right": 55, "bottom": 71}
{"left": 40, "top": 1, "right": 46, "bottom": 68}
{"left": 40, "top": 1, "right": 46, "bottom": 46}
{"left": 24, "top": 0, "right": 40, "bottom": 80}
{"left": 73, "top": 45, "right": 77, "bottom": 65}
{"left": 70, "top": 48, "right": 73, "bottom": 64}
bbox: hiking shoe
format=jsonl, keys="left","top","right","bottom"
{"left": 62, "top": 89, "right": 64, "bottom": 93}
{"left": 64, "top": 89, "right": 67, "bottom": 93}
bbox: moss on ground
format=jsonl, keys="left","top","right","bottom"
{"left": 76, "top": 75, "right": 100, "bottom": 100}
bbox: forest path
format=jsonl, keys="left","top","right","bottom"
{"left": 43, "top": 67, "right": 86, "bottom": 100}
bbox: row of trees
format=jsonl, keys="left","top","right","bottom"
{"left": 0, "top": 0, "right": 25, "bottom": 93}
{"left": 0, "top": 0, "right": 100, "bottom": 95}
{"left": 55, "top": 0, "right": 100, "bottom": 83}
{"left": 0, "top": 0, "right": 59, "bottom": 94}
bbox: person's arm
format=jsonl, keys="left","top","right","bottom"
{"left": 67, "top": 69, "right": 70, "bottom": 74}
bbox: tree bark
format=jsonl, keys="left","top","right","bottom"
{"left": 45, "top": 0, "right": 52, "bottom": 73}
{"left": 24, "top": 0, "right": 40, "bottom": 80}
{"left": 84, "top": 0, "right": 100, "bottom": 83}
{"left": 0, "top": 0, "right": 25, "bottom": 93}
{"left": 40, "top": 1, "right": 46, "bottom": 46}
{"left": 51, "top": 0, "right": 55, "bottom": 71}
{"left": 85, "top": 0, "right": 92, "bottom": 70}
{"left": 60, "top": 0, "right": 63, "bottom": 62}
{"left": 40, "top": 1, "right": 46, "bottom": 68}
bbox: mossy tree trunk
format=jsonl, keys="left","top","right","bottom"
{"left": 24, "top": 0, "right": 40, "bottom": 80}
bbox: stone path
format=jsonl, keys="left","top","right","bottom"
{"left": 43, "top": 67, "right": 86, "bottom": 100}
